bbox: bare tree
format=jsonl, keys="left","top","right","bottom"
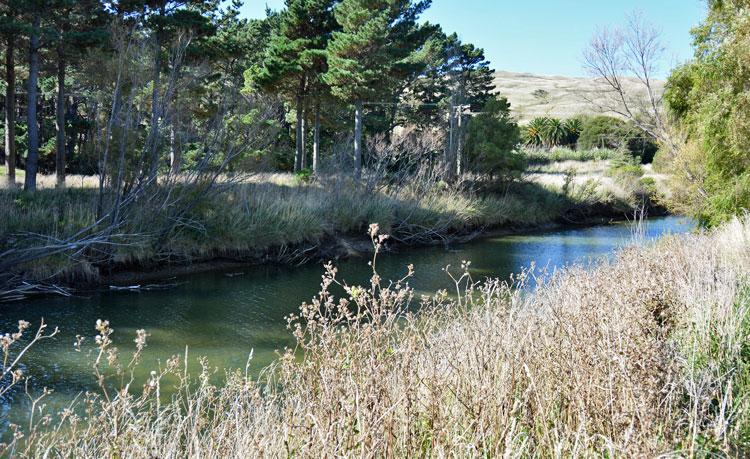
{"left": 583, "top": 13, "right": 678, "bottom": 153}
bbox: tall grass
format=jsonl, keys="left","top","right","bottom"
{"left": 523, "top": 146, "right": 622, "bottom": 164}
{"left": 1, "top": 173, "right": 624, "bottom": 284}
{"left": 3, "top": 217, "right": 750, "bottom": 456}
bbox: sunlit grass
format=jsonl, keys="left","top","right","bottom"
{"left": 3, "top": 217, "right": 749, "bottom": 456}
{"left": 2, "top": 173, "right": 634, "bottom": 284}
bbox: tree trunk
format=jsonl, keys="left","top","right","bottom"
{"left": 300, "top": 109, "right": 307, "bottom": 170}
{"left": 55, "top": 43, "right": 67, "bottom": 188}
{"left": 24, "top": 14, "right": 40, "bottom": 192}
{"left": 5, "top": 35, "right": 16, "bottom": 186}
{"left": 147, "top": 11, "right": 164, "bottom": 181}
{"left": 65, "top": 97, "right": 76, "bottom": 166}
{"left": 294, "top": 94, "right": 303, "bottom": 172}
{"left": 169, "top": 122, "right": 180, "bottom": 175}
{"left": 354, "top": 100, "right": 363, "bottom": 179}
{"left": 456, "top": 108, "right": 463, "bottom": 177}
{"left": 313, "top": 103, "right": 320, "bottom": 175}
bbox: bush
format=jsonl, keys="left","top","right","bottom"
{"left": 465, "top": 97, "right": 523, "bottom": 180}
{"left": 577, "top": 115, "right": 628, "bottom": 150}
{"left": 577, "top": 115, "right": 658, "bottom": 163}
{"left": 522, "top": 146, "right": 620, "bottom": 164}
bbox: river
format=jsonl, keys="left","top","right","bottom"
{"left": 0, "top": 216, "right": 694, "bottom": 431}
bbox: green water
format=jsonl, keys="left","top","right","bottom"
{"left": 0, "top": 216, "right": 694, "bottom": 431}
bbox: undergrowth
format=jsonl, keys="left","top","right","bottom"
{"left": 1, "top": 217, "right": 749, "bottom": 456}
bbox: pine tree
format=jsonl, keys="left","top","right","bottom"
{"left": 49, "top": 0, "right": 109, "bottom": 187}
{"left": 23, "top": 2, "right": 43, "bottom": 191}
{"left": 324, "top": 0, "right": 431, "bottom": 178}
{"left": 247, "top": 0, "right": 336, "bottom": 173}
{"left": 0, "top": 0, "right": 24, "bottom": 186}
{"left": 112, "top": 0, "right": 218, "bottom": 180}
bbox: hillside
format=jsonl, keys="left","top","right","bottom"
{"left": 493, "top": 70, "right": 664, "bottom": 123}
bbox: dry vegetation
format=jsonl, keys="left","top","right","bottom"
{"left": 0, "top": 168, "right": 638, "bottom": 291}
{"left": 2, "top": 217, "right": 749, "bottom": 457}
{"left": 494, "top": 71, "right": 665, "bottom": 123}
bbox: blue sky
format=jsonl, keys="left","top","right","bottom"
{"left": 239, "top": 0, "right": 707, "bottom": 77}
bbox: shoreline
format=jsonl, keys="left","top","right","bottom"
{"left": 99, "top": 212, "right": 648, "bottom": 289}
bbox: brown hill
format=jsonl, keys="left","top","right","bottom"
{"left": 493, "top": 70, "right": 664, "bottom": 123}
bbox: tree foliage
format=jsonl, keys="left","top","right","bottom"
{"left": 664, "top": 0, "right": 750, "bottom": 224}
{"left": 465, "top": 97, "right": 522, "bottom": 179}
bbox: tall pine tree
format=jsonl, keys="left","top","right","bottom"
{"left": 0, "top": 0, "right": 24, "bottom": 186}
{"left": 246, "top": 0, "right": 336, "bottom": 173}
{"left": 49, "top": 0, "right": 109, "bottom": 187}
{"left": 324, "top": 0, "right": 431, "bottom": 178}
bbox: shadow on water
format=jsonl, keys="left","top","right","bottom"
{"left": 0, "top": 215, "right": 695, "bottom": 432}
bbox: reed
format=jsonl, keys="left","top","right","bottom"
{"left": 2, "top": 217, "right": 749, "bottom": 457}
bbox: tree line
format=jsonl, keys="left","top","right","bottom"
{"left": 0, "top": 0, "right": 501, "bottom": 191}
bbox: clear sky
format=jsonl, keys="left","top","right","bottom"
{"left": 239, "top": 0, "right": 708, "bottom": 78}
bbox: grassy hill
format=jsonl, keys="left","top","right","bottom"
{"left": 493, "top": 71, "right": 664, "bottom": 123}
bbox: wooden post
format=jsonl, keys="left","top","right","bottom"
{"left": 354, "top": 100, "right": 362, "bottom": 179}
{"left": 456, "top": 107, "right": 463, "bottom": 177}
{"left": 313, "top": 103, "right": 320, "bottom": 174}
{"left": 295, "top": 95, "right": 303, "bottom": 172}
{"left": 447, "top": 104, "right": 456, "bottom": 182}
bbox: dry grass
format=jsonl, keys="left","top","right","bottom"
{"left": 494, "top": 71, "right": 665, "bottom": 123}
{"left": 3, "top": 217, "right": 750, "bottom": 457}
{"left": 1, "top": 171, "right": 622, "bottom": 285}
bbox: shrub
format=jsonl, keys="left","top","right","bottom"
{"left": 577, "top": 115, "right": 658, "bottom": 163}
{"left": 577, "top": 115, "right": 628, "bottom": 150}
{"left": 464, "top": 97, "right": 523, "bottom": 180}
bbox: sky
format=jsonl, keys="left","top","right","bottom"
{"left": 239, "top": 0, "right": 707, "bottom": 78}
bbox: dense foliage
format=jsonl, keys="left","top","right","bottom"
{"left": 1, "top": 0, "right": 513, "bottom": 188}
{"left": 664, "top": 0, "right": 750, "bottom": 225}
{"left": 464, "top": 97, "right": 523, "bottom": 179}
{"left": 522, "top": 115, "right": 657, "bottom": 163}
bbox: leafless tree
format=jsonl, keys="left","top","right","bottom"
{"left": 583, "top": 13, "right": 680, "bottom": 153}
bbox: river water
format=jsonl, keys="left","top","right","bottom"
{"left": 0, "top": 216, "right": 694, "bottom": 431}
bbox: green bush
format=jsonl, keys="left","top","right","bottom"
{"left": 465, "top": 97, "right": 524, "bottom": 180}
{"left": 522, "top": 147, "right": 620, "bottom": 164}
{"left": 577, "top": 116, "right": 627, "bottom": 150}
{"left": 577, "top": 115, "right": 658, "bottom": 163}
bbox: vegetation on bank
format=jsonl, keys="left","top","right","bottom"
{"left": 2, "top": 217, "right": 749, "bottom": 456}
{"left": 661, "top": 0, "right": 750, "bottom": 226}
{"left": 0, "top": 164, "right": 645, "bottom": 291}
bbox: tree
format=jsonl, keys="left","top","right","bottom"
{"left": 663, "top": 0, "right": 750, "bottom": 225}
{"left": 0, "top": 0, "right": 23, "bottom": 186}
{"left": 23, "top": 3, "right": 42, "bottom": 191}
{"left": 523, "top": 117, "right": 548, "bottom": 148}
{"left": 111, "top": 0, "right": 218, "bottom": 180}
{"left": 577, "top": 115, "right": 627, "bottom": 150}
{"left": 246, "top": 0, "right": 336, "bottom": 173}
{"left": 540, "top": 117, "right": 566, "bottom": 148}
{"left": 582, "top": 13, "right": 672, "bottom": 150}
{"left": 562, "top": 117, "right": 583, "bottom": 146}
{"left": 49, "top": 0, "right": 109, "bottom": 187}
{"left": 464, "top": 97, "right": 522, "bottom": 180}
{"left": 400, "top": 28, "right": 495, "bottom": 179}
{"left": 324, "top": 0, "right": 431, "bottom": 178}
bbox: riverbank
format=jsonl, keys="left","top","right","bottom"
{"left": 3, "top": 215, "right": 746, "bottom": 456}
{"left": 1, "top": 170, "right": 661, "bottom": 296}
